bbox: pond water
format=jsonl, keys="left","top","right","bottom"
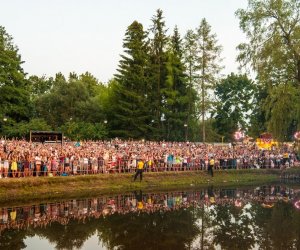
{"left": 0, "top": 184, "right": 300, "bottom": 250}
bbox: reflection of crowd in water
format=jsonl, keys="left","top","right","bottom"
{"left": 0, "top": 186, "right": 299, "bottom": 233}
{"left": 0, "top": 139, "right": 299, "bottom": 178}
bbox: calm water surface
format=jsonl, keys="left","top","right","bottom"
{"left": 1, "top": 184, "right": 300, "bottom": 250}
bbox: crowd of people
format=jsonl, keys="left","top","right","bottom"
{"left": 0, "top": 185, "right": 299, "bottom": 233}
{"left": 0, "top": 138, "right": 299, "bottom": 178}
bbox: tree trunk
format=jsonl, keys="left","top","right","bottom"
{"left": 202, "top": 78, "right": 205, "bottom": 143}
{"left": 297, "top": 59, "right": 300, "bottom": 86}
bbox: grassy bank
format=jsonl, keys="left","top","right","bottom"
{"left": 2, "top": 168, "right": 299, "bottom": 205}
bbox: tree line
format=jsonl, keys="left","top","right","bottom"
{"left": 0, "top": 1, "right": 299, "bottom": 142}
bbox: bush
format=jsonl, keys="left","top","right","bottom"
{"left": 60, "top": 121, "right": 108, "bottom": 140}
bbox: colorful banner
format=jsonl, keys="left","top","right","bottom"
{"left": 256, "top": 133, "right": 278, "bottom": 150}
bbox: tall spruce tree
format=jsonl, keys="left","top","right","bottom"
{"left": 164, "top": 26, "right": 190, "bottom": 141}
{"left": 148, "top": 9, "right": 169, "bottom": 139}
{"left": 111, "top": 21, "right": 151, "bottom": 138}
{"left": 195, "top": 19, "right": 222, "bottom": 142}
{"left": 183, "top": 29, "right": 200, "bottom": 141}
{"left": 0, "top": 26, "right": 31, "bottom": 127}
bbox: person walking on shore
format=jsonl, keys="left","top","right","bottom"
{"left": 208, "top": 157, "right": 214, "bottom": 177}
{"left": 133, "top": 159, "right": 144, "bottom": 182}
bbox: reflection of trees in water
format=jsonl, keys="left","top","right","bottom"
{"left": 97, "top": 208, "right": 200, "bottom": 250}
{"left": 194, "top": 201, "right": 300, "bottom": 249}
{"left": 0, "top": 229, "right": 31, "bottom": 250}
{"left": 251, "top": 202, "right": 300, "bottom": 249}
{"left": 210, "top": 204, "right": 255, "bottom": 249}
{"left": 0, "top": 219, "right": 99, "bottom": 250}
{"left": 0, "top": 186, "right": 300, "bottom": 249}
{"left": 249, "top": 203, "right": 273, "bottom": 249}
{"left": 32, "top": 218, "right": 99, "bottom": 250}
{"left": 0, "top": 209, "right": 200, "bottom": 250}
{"left": 191, "top": 204, "right": 214, "bottom": 250}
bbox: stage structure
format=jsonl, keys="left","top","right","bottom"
{"left": 29, "top": 131, "right": 63, "bottom": 144}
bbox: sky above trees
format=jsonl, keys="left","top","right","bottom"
{"left": 0, "top": 0, "right": 247, "bottom": 83}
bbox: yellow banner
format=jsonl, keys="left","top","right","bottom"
{"left": 256, "top": 138, "right": 278, "bottom": 150}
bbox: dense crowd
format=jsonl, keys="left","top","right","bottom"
{"left": 0, "top": 139, "right": 299, "bottom": 178}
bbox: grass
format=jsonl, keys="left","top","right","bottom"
{"left": 1, "top": 168, "right": 299, "bottom": 206}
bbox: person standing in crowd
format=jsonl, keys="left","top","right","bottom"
{"left": 51, "top": 156, "right": 58, "bottom": 176}
{"left": 35, "top": 154, "right": 42, "bottom": 177}
{"left": 133, "top": 159, "right": 144, "bottom": 182}
{"left": 11, "top": 155, "right": 17, "bottom": 178}
{"left": 23, "top": 155, "right": 30, "bottom": 177}
{"left": 17, "top": 155, "right": 23, "bottom": 178}
{"left": 72, "top": 156, "right": 78, "bottom": 175}
{"left": 208, "top": 157, "right": 214, "bottom": 177}
{"left": 64, "top": 155, "right": 71, "bottom": 175}
{"left": 3, "top": 155, "right": 9, "bottom": 178}
{"left": 0, "top": 153, "right": 3, "bottom": 178}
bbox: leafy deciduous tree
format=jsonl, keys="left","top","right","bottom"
{"left": 236, "top": 0, "right": 300, "bottom": 140}
{"left": 0, "top": 26, "right": 31, "bottom": 126}
{"left": 214, "top": 73, "right": 256, "bottom": 141}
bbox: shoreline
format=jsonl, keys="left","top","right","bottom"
{"left": 0, "top": 168, "right": 299, "bottom": 206}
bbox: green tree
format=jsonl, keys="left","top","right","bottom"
{"left": 27, "top": 75, "right": 54, "bottom": 119}
{"left": 213, "top": 73, "right": 256, "bottom": 141}
{"left": 264, "top": 83, "right": 300, "bottom": 141}
{"left": 28, "top": 75, "right": 53, "bottom": 97}
{"left": 195, "top": 19, "right": 223, "bottom": 142}
{"left": 183, "top": 29, "right": 199, "bottom": 140}
{"left": 236, "top": 0, "right": 300, "bottom": 87}
{"left": 0, "top": 26, "right": 31, "bottom": 127}
{"left": 35, "top": 73, "right": 67, "bottom": 128}
{"left": 111, "top": 21, "right": 151, "bottom": 138}
{"left": 248, "top": 84, "right": 268, "bottom": 138}
{"left": 36, "top": 72, "right": 106, "bottom": 130}
{"left": 60, "top": 121, "right": 107, "bottom": 140}
{"left": 148, "top": 9, "right": 169, "bottom": 139}
{"left": 72, "top": 72, "right": 107, "bottom": 124}
{"left": 236, "top": 0, "right": 300, "bottom": 139}
{"left": 164, "top": 26, "right": 190, "bottom": 141}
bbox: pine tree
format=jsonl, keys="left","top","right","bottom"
{"left": 164, "top": 26, "right": 190, "bottom": 141}
{"left": 195, "top": 19, "right": 222, "bottom": 142}
{"left": 148, "top": 9, "right": 169, "bottom": 139}
{"left": 111, "top": 21, "right": 151, "bottom": 138}
{"left": 183, "top": 29, "right": 199, "bottom": 141}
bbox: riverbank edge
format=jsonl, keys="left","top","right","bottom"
{"left": 0, "top": 168, "right": 299, "bottom": 206}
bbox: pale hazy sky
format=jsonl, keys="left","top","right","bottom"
{"left": 1, "top": 0, "right": 248, "bottom": 83}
